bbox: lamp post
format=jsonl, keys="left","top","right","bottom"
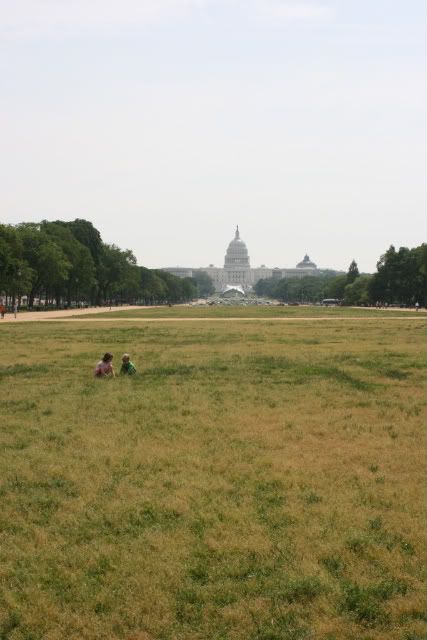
{"left": 15, "top": 269, "right": 22, "bottom": 317}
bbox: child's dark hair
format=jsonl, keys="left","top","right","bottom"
{"left": 102, "top": 352, "right": 113, "bottom": 362}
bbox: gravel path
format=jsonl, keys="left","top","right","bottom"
{"left": 7, "top": 316, "right": 426, "bottom": 323}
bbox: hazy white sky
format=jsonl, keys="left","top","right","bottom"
{"left": 1, "top": 0, "right": 426, "bottom": 271}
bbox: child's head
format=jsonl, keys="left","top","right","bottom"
{"left": 102, "top": 352, "right": 113, "bottom": 363}
{"left": 122, "top": 353, "right": 130, "bottom": 363}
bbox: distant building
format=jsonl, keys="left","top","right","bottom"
{"left": 162, "top": 226, "right": 342, "bottom": 293}
{"left": 222, "top": 284, "right": 246, "bottom": 298}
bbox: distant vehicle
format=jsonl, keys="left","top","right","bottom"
{"left": 321, "top": 298, "right": 341, "bottom": 306}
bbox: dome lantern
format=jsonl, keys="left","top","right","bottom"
{"left": 296, "top": 254, "right": 317, "bottom": 269}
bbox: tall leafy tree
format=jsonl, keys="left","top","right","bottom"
{"left": 0, "top": 225, "right": 18, "bottom": 294}
{"left": 65, "top": 219, "right": 104, "bottom": 303}
{"left": 139, "top": 267, "right": 167, "bottom": 304}
{"left": 343, "top": 275, "right": 372, "bottom": 306}
{"left": 413, "top": 244, "right": 427, "bottom": 305}
{"left": 182, "top": 277, "right": 198, "bottom": 301}
{"left": 325, "top": 275, "right": 347, "bottom": 300}
{"left": 368, "top": 245, "right": 425, "bottom": 305}
{"left": 254, "top": 278, "right": 277, "bottom": 298}
{"left": 0, "top": 225, "right": 33, "bottom": 303}
{"left": 191, "top": 271, "right": 215, "bottom": 297}
{"left": 41, "top": 221, "right": 96, "bottom": 305}
{"left": 17, "top": 224, "right": 71, "bottom": 307}
{"left": 97, "top": 244, "right": 144, "bottom": 304}
{"left": 65, "top": 219, "right": 103, "bottom": 266}
{"left": 346, "top": 260, "right": 360, "bottom": 284}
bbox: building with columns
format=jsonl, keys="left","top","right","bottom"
{"left": 162, "top": 226, "right": 339, "bottom": 293}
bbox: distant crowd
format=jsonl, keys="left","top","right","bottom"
{"left": 0, "top": 303, "right": 18, "bottom": 319}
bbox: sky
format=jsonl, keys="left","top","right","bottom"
{"left": 1, "top": 0, "right": 426, "bottom": 272}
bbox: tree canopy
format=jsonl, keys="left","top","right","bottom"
{"left": 254, "top": 245, "right": 426, "bottom": 306}
{"left": 0, "top": 219, "right": 213, "bottom": 308}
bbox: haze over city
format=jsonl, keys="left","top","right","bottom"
{"left": 1, "top": 0, "right": 426, "bottom": 272}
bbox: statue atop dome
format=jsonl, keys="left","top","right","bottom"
{"left": 296, "top": 254, "right": 317, "bottom": 269}
{"left": 235, "top": 225, "right": 240, "bottom": 240}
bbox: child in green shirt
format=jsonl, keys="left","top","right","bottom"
{"left": 120, "top": 353, "right": 137, "bottom": 375}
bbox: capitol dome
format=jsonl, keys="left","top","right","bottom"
{"left": 224, "top": 226, "right": 250, "bottom": 268}
{"left": 296, "top": 254, "right": 317, "bottom": 269}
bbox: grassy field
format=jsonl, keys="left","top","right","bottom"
{"left": 73, "top": 305, "right": 425, "bottom": 319}
{"left": 0, "top": 316, "right": 426, "bottom": 640}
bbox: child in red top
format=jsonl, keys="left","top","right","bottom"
{"left": 94, "top": 352, "right": 115, "bottom": 377}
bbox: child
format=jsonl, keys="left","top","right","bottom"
{"left": 94, "top": 352, "right": 115, "bottom": 377}
{"left": 120, "top": 353, "right": 137, "bottom": 375}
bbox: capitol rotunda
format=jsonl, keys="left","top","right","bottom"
{"left": 162, "top": 226, "right": 332, "bottom": 293}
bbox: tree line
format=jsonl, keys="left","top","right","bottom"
{"left": 1, "top": 220, "right": 425, "bottom": 308}
{"left": 255, "top": 246, "right": 426, "bottom": 306}
{"left": 0, "top": 219, "right": 214, "bottom": 308}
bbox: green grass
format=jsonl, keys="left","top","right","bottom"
{"left": 72, "top": 304, "right": 425, "bottom": 319}
{"left": 0, "top": 317, "right": 426, "bottom": 639}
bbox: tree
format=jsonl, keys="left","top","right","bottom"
{"left": 368, "top": 245, "right": 426, "bottom": 305}
{"left": 273, "top": 279, "right": 289, "bottom": 301}
{"left": 413, "top": 244, "right": 427, "bottom": 306}
{"left": 182, "top": 277, "right": 198, "bottom": 301}
{"left": 154, "top": 271, "right": 187, "bottom": 304}
{"left": 254, "top": 278, "right": 278, "bottom": 298}
{"left": 191, "top": 271, "right": 215, "bottom": 297}
{"left": 17, "top": 224, "right": 71, "bottom": 307}
{"left": 255, "top": 275, "right": 335, "bottom": 303}
{"left": 343, "top": 275, "right": 372, "bottom": 306}
{"left": 139, "top": 268, "right": 167, "bottom": 304}
{"left": 98, "top": 245, "right": 138, "bottom": 303}
{"left": 65, "top": 219, "right": 103, "bottom": 266}
{"left": 41, "top": 221, "right": 96, "bottom": 305}
{"left": 346, "top": 260, "right": 360, "bottom": 284}
{"left": 0, "top": 225, "right": 34, "bottom": 303}
{"left": 0, "top": 225, "right": 18, "bottom": 295}
{"left": 65, "top": 219, "right": 104, "bottom": 303}
{"left": 291, "top": 276, "right": 326, "bottom": 302}
{"left": 325, "top": 275, "right": 347, "bottom": 300}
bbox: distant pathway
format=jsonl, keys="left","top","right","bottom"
{"left": 14, "top": 316, "right": 427, "bottom": 323}
{"left": 1, "top": 306, "right": 425, "bottom": 324}
{"left": 0, "top": 305, "right": 152, "bottom": 323}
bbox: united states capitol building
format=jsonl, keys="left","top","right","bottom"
{"left": 162, "top": 226, "right": 339, "bottom": 294}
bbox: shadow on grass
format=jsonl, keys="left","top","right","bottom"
{"left": 0, "top": 399, "right": 38, "bottom": 411}
{"left": 340, "top": 579, "right": 407, "bottom": 626}
{"left": 248, "top": 356, "right": 375, "bottom": 391}
{"left": 0, "top": 364, "right": 49, "bottom": 379}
